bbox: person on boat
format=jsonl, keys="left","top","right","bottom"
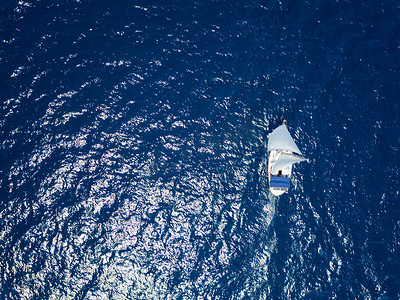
{"left": 277, "top": 170, "right": 282, "bottom": 177}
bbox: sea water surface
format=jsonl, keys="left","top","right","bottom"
{"left": 1, "top": 0, "right": 400, "bottom": 299}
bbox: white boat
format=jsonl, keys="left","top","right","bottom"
{"left": 268, "top": 120, "right": 308, "bottom": 196}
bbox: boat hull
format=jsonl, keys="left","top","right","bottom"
{"left": 268, "top": 150, "right": 293, "bottom": 196}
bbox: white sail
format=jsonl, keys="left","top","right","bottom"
{"left": 268, "top": 124, "right": 302, "bottom": 154}
{"left": 272, "top": 154, "right": 307, "bottom": 174}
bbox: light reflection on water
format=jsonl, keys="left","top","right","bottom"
{"left": 3, "top": 72, "right": 276, "bottom": 298}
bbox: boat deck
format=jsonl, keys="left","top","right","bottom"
{"left": 268, "top": 150, "right": 292, "bottom": 196}
{"left": 270, "top": 176, "right": 291, "bottom": 188}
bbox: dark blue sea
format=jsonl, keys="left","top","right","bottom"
{"left": 1, "top": 0, "right": 400, "bottom": 299}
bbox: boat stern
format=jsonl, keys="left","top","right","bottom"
{"left": 269, "top": 176, "right": 290, "bottom": 196}
{"left": 269, "top": 187, "right": 288, "bottom": 196}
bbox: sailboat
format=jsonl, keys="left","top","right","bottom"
{"left": 268, "top": 120, "right": 308, "bottom": 196}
